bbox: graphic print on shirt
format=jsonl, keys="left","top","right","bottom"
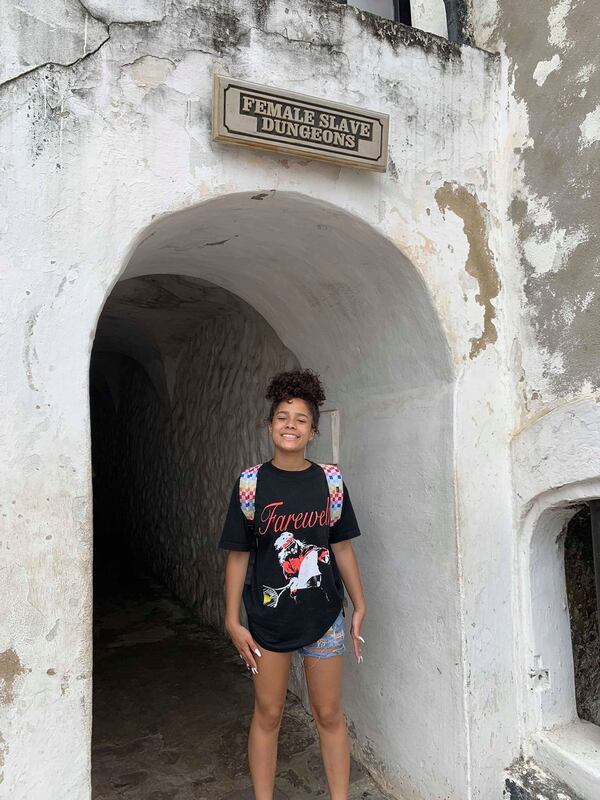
{"left": 262, "top": 531, "right": 331, "bottom": 608}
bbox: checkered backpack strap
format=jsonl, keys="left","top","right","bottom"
{"left": 320, "top": 463, "right": 344, "bottom": 525}
{"left": 239, "top": 463, "right": 263, "bottom": 522}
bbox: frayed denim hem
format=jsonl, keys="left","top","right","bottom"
{"left": 297, "top": 609, "right": 346, "bottom": 659}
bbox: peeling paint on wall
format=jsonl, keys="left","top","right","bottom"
{"left": 533, "top": 54, "right": 561, "bottom": 86}
{"left": 0, "top": 649, "right": 28, "bottom": 705}
{"left": 81, "top": 1, "right": 168, "bottom": 25}
{"left": 547, "top": 0, "right": 572, "bottom": 50}
{"left": 579, "top": 105, "right": 600, "bottom": 147}
{"left": 435, "top": 182, "right": 500, "bottom": 359}
{"left": 472, "top": 0, "right": 600, "bottom": 400}
{"left": 121, "top": 55, "right": 176, "bottom": 89}
{"left": 0, "top": 731, "right": 7, "bottom": 784}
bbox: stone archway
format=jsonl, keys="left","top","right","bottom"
{"left": 89, "top": 189, "right": 463, "bottom": 797}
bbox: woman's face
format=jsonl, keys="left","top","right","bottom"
{"left": 269, "top": 398, "right": 315, "bottom": 454}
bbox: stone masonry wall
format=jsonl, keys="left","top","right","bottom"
{"left": 91, "top": 292, "right": 298, "bottom": 631}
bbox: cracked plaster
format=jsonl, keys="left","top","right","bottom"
{"left": 1, "top": 0, "right": 108, "bottom": 85}
{"left": 0, "top": 2, "right": 522, "bottom": 800}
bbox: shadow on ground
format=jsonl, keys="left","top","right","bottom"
{"left": 91, "top": 558, "right": 392, "bottom": 799}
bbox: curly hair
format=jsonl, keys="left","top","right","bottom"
{"left": 266, "top": 368, "right": 326, "bottom": 433}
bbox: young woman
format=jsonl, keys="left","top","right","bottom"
{"left": 218, "top": 369, "right": 367, "bottom": 800}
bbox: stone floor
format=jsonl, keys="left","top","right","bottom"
{"left": 91, "top": 559, "right": 392, "bottom": 799}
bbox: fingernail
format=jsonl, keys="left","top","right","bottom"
{"left": 358, "top": 636, "right": 365, "bottom": 643}
{"left": 254, "top": 648, "right": 262, "bottom": 657}
{"left": 251, "top": 667, "right": 258, "bottom": 674}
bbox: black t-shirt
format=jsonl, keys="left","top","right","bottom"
{"left": 218, "top": 459, "right": 361, "bottom": 652}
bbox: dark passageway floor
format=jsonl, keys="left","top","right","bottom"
{"left": 91, "top": 562, "right": 392, "bottom": 799}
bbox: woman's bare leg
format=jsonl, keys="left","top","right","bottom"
{"left": 303, "top": 655, "right": 349, "bottom": 800}
{"left": 248, "top": 648, "right": 293, "bottom": 800}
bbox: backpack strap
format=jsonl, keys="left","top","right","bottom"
{"left": 320, "top": 463, "right": 344, "bottom": 525}
{"left": 239, "top": 461, "right": 344, "bottom": 526}
{"left": 239, "top": 463, "right": 263, "bottom": 522}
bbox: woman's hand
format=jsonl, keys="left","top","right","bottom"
{"left": 350, "top": 606, "right": 366, "bottom": 663}
{"left": 226, "top": 620, "right": 262, "bottom": 674}
{"left": 330, "top": 541, "right": 367, "bottom": 663}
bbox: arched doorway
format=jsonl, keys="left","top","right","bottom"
{"left": 90, "top": 190, "right": 460, "bottom": 797}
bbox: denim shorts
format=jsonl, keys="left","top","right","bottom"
{"left": 297, "top": 609, "right": 346, "bottom": 659}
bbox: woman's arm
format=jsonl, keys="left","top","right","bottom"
{"left": 331, "top": 540, "right": 367, "bottom": 662}
{"left": 224, "top": 551, "right": 262, "bottom": 673}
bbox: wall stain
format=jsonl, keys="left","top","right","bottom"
{"left": 211, "top": 10, "right": 242, "bottom": 54}
{"left": 121, "top": 55, "right": 176, "bottom": 89}
{"left": 45, "top": 619, "right": 60, "bottom": 642}
{"left": 0, "top": 649, "right": 29, "bottom": 705}
{"left": 23, "top": 307, "right": 41, "bottom": 392}
{"left": 436, "top": 182, "right": 501, "bottom": 359}
{"left": 0, "top": 731, "right": 7, "bottom": 784}
{"left": 253, "top": 0, "right": 273, "bottom": 27}
{"left": 505, "top": 756, "right": 586, "bottom": 799}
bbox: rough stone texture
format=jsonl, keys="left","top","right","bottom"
{"left": 91, "top": 275, "right": 298, "bottom": 632}
{"left": 92, "top": 559, "right": 392, "bottom": 799}
{"left": 564, "top": 506, "right": 600, "bottom": 727}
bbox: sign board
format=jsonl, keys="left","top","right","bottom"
{"left": 212, "top": 74, "right": 389, "bottom": 172}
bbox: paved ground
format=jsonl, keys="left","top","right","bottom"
{"left": 91, "top": 559, "right": 392, "bottom": 799}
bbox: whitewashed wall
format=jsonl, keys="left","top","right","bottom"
{"left": 0, "top": 2, "right": 517, "bottom": 799}
{"left": 469, "top": 2, "right": 600, "bottom": 796}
